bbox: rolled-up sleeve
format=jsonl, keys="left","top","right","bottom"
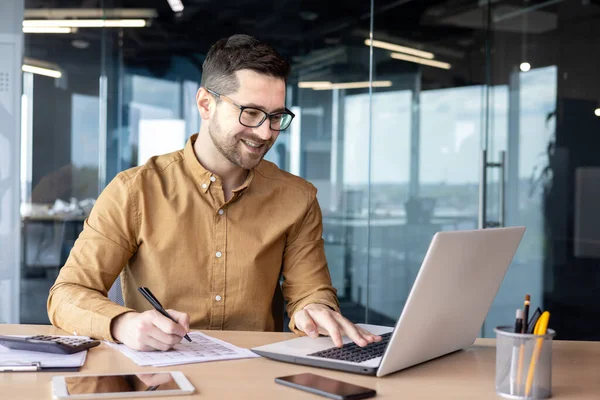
{"left": 47, "top": 172, "right": 138, "bottom": 341}
{"left": 282, "top": 191, "right": 340, "bottom": 334}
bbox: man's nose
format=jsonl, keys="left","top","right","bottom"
{"left": 254, "top": 119, "right": 273, "bottom": 141}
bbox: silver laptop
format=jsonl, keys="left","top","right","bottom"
{"left": 252, "top": 227, "right": 526, "bottom": 377}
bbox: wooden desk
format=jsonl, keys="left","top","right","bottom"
{"left": 1, "top": 325, "right": 599, "bottom": 399}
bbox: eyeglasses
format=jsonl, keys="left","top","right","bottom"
{"left": 205, "top": 87, "right": 295, "bottom": 131}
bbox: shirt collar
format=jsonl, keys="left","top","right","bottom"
{"left": 183, "top": 133, "right": 255, "bottom": 194}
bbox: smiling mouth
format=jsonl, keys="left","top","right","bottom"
{"left": 241, "top": 138, "right": 264, "bottom": 149}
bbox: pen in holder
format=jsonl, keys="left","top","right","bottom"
{"left": 494, "top": 326, "right": 556, "bottom": 399}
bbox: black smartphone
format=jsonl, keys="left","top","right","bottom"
{"left": 275, "top": 373, "right": 376, "bottom": 400}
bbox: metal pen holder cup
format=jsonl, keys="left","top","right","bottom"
{"left": 494, "top": 326, "right": 556, "bottom": 399}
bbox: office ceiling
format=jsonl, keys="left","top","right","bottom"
{"left": 22, "top": 0, "right": 495, "bottom": 72}
{"left": 22, "top": 0, "right": 600, "bottom": 89}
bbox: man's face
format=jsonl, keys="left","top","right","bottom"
{"left": 208, "top": 70, "right": 286, "bottom": 170}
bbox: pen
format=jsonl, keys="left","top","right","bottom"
{"left": 510, "top": 309, "right": 524, "bottom": 395}
{"left": 522, "top": 294, "right": 530, "bottom": 334}
{"left": 137, "top": 287, "right": 192, "bottom": 342}
{"left": 516, "top": 294, "right": 531, "bottom": 393}
{"left": 527, "top": 307, "right": 542, "bottom": 334}
{"left": 525, "top": 311, "right": 550, "bottom": 397}
{"left": 514, "top": 309, "right": 524, "bottom": 334}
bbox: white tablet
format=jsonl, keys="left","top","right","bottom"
{"left": 52, "top": 371, "right": 195, "bottom": 399}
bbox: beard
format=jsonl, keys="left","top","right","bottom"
{"left": 208, "top": 114, "right": 274, "bottom": 170}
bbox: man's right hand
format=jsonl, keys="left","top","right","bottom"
{"left": 111, "top": 310, "right": 190, "bottom": 351}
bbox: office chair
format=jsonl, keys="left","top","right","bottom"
{"left": 108, "top": 274, "right": 125, "bottom": 306}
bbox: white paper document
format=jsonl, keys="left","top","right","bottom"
{"left": 0, "top": 336, "right": 88, "bottom": 370}
{"left": 107, "top": 331, "right": 260, "bottom": 367}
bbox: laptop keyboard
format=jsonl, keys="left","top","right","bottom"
{"left": 308, "top": 332, "right": 393, "bottom": 363}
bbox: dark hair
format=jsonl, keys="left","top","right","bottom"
{"left": 201, "top": 34, "right": 291, "bottom": 95}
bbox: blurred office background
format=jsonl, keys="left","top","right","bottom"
{"left": 1, "top": 0, "right": 599, "bottom": 340}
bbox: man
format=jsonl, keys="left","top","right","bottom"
{"left": 48, "top": 34, "right": 380, "bottom": 351}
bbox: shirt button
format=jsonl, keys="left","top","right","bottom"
{"left": 210, "top": 176, "right": 216, "bottom": 182}
{"left": 215, "top": 295, "right": 222, "bottom": 301}
{"left": 216, "top": 251, "right": 222, "bottom": 258}
{"left": 218, "top": 209, "right": 224, "bottom": 215}
{"left": 202, "top": 183, "right": 208, "bottom": 189}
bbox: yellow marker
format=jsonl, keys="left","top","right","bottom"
{"left": 525, "top": 311, "right": 551, "bottom": 397}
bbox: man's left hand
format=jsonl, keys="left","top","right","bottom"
{"left": 294, "top": 303, "right": 382, "bottom": 348}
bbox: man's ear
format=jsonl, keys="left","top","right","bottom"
{"left": 196, "top": 88, "right": 213, "bottom": 120}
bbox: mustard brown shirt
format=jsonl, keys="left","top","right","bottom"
{"left": 47, "top": 134, "right": 339, "bottom": 341}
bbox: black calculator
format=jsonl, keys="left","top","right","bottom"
{"left": 0, "top": 335, "right": 101, "bottom": 354}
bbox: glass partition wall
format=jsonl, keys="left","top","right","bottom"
{"left": 19, "top": 1, "right": 107, "bottom": 323}
{"left": 485, "top": 1, "right": 600, "bottom": 340}
{"left": 15, "top": 0, "right": 600, "bottom": 339}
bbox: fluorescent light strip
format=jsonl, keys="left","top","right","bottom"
{"left": 25, "top": 8, "right": 158, "bottom": 19}
{"left": 23, "top": 27, "right": 72, "bottom": 33}
{"left": 23, "top": 19, "right": 146, "bottom": 28}
{"left": 22, "top": 65, "right": 62, "bottom": 79}
{"left": 298, "top": 81, "right": 331, "bottom": 89}
{"left": 24, "top": 19, "right": 104, "bottom": 27}
{"left": 365, "top": 39, "right": 434, "bottom": 60}
{"left": 104, "top": 19, "right": 147, "bottom": 27}
{"left": 167, "top": 0, "right": 185, "bottom": 12}
{"left": 326, "top": 81, "right": 392, "bottom": 90}
{"left": 390, "top": 52, "right": 451, "bottom": 70}
{"left": 299, "top": 81, "right": 393, "bottom": 90}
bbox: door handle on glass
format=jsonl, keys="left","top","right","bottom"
{"left": 479, "top": 149, "right": 506, "bottom": 229}
{"left": 498, "top": 150, "right": 506, "bottom": 228}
